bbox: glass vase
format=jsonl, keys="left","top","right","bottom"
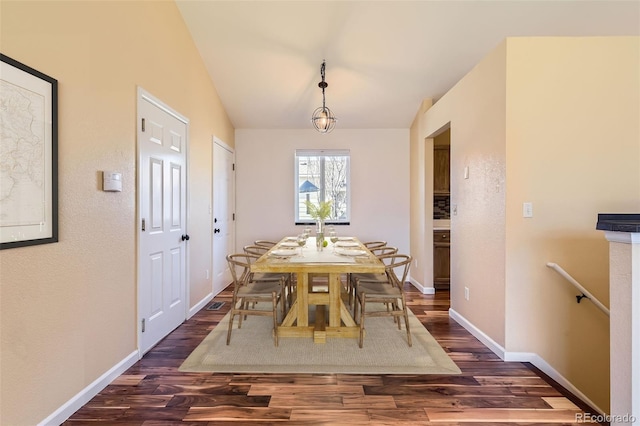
{"left": 316, "top": 219, "right": 325, "bottom": 251}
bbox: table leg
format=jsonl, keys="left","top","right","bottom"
{"left": 328, "top": 273, "right": 342, "bottom": 327}
{"left": 296, "top": 272, "right": 309, "bottom": 327}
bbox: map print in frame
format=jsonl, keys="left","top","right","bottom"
{"left": 0, "top": 54, "right": 58, "bottom": 249}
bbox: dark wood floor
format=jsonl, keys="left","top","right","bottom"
{"left": 65, "top": 285, "right": 603, "bottom": 425}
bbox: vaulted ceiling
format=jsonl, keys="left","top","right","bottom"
{"left": 176, "top": 1, "right": 639, "bottom": 130}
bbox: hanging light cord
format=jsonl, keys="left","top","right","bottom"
{"left": 319, "top": 60, "right": 328, "bottom": 108}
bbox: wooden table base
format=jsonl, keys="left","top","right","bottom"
{"left": 278, "top": 272, "right": 360, "bottom": 343}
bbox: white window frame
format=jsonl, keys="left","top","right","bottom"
{"left": 295, "top": 149, "right": 350, "bottom": 225}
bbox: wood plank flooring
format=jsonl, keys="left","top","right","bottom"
{"left": 64, "top": 285, "right": 604, "bottom": 425}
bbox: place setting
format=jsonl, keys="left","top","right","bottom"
{"left": 268, "top": 242, "right": 299, "bottom": 260}
{"left": 334, "top": 240, "right": 360, "bottom": 248}
{"left": 334, "top": 247, "right": 368, "bottom": 257}
{"left": 278, "top": 241, "right": 299, "bottom": 248}
{"left": 269, "top": 249, "right": 297, "bottom": 258}
{"left": 331, "top": 233, "right": 368, "bottom": 257}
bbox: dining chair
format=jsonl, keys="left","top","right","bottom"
{"left": 369, "top": 246, "right": 399, "bottom": 258}
{"left": 244, "top": 245, "right": 295, "bottom": 308}
{"left": 226, "top": 253, "right": 284, "bottom": 346}
{"left": 243, "top": 244, "right": 270, "bottom": 257}
{"left": 353, "top": 253, "right": 413, "bottom": 348}
{"left": 362, "top": 240, "right": 387, "bottom": 249}
{"left": 346, "top": 246, "right": 399, "bottom": 308}
{"left": 254, "top": 240, "right": 278, "bottom": 248}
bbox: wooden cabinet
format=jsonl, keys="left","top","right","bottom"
{"left": 434, "top": 145, "right": 450, "bottom": 195}
{"left": 433, "top": 230, "right": 450, "bottom": 290}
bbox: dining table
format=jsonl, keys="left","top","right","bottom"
{"left": 250, "top": 236, "right": 385, "bottom": 343}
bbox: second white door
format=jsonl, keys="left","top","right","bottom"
{"left": 212, "top": 138, "right": 235, "bottom": 296}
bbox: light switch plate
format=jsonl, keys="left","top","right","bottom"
{"left": 523, "top": 202, "right": 533, "bottom": 218}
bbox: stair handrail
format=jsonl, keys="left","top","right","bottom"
{"left": 546, "top": 262, "right": 610, "bottom": 317}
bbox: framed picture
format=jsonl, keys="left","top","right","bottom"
{"left": 0, "top": 54, "right": 58, "bottom": 249}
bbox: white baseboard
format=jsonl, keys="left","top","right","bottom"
{"left": 38, "top": 350, "right": 139, "bottom": 426}
{"left": 448, "top": 308, "right": 606, "bottom": 416}
{"left": 448, "top": 308, "right": 506, "bottom": 359}
{"left": 409, "top": 277, "right": 435, "bottom": 294}
{"left": 189, "top": 292, "right": 214, "bottom": 319}
{"left": 40, "top": 292, "right": 217, "bottom": 425}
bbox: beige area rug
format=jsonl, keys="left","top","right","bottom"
{"left": 179, "top": 304, "right": 461, "bottom": 375}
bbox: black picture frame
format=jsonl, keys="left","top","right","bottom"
{"left": 0, "top": 54, "right": 58, "bottom": 249}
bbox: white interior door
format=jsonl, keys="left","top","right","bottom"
{"left": 137, "top": 89, "right": 189, "bottom": 355}
{"left": 212, "top": 138, "right": 235, "bottom": 295}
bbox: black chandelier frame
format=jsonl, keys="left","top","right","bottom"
{"left": 311, "top": 60, "right": 337, "bottom": 133}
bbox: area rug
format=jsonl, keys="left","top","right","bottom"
{"left": 179, "top": 304, "right": 461, "bottom": 375}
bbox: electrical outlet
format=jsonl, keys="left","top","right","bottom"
{"left": 414, "top": 259, "right": 418, "bottom": 268}
{"left": 452, "top": 204, "right": 458, "bottom": 216}
{"left": 523, "top": 202, "right": 533, "bottom": 218}
{"left": 206, "top": 269, "right": 210, "bottom": 279}
{"left": 464, "top": 286, "right": 470, "bottom": 301}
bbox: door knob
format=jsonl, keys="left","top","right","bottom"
{"left": 181, "top": 234, "right": 190, "bottom": 241}
{"left": 214, "top": 228, "right": 220, "bottom": 234}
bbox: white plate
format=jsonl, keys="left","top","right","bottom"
{"left": 338, "top": 237, "right": 355, "bottom": 241}
{"left": 336, "top": 248, "right": 367, "bottom": 256}
{"left": 280, "top": 242, "right": 298, "bottom": 247}
{"left": 270, "top": 249, "right": 297, "bottom": 257}
{"left": 284, "top": 236, "right": 297, "bottom": 241}
{"left": 336, "top": 241, "right": 359, "bottom": 247}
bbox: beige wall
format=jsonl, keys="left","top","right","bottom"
{"left": 0, "top": 1, "right": 234, "bottom": 424}
{"left": 418, "top": 37, "right": 639, "bottom": 412}
{"left": 504, "top": 37, "right": 639, "bottom": 412}
{"left": 422, "top": 41, "right": 508, "bottom": 346}
{"left": 409, "top": 99, "right": 433, "bottom": 291}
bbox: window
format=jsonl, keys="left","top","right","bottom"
{"left": 295, "top": 149, "right": 350, "bottom": 224}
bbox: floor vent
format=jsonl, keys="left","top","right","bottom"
{"left": 205, "top": 301, "right": 225, "bottom": 311}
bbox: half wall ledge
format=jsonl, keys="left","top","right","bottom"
{"left": 596, "top": 213, "right": 640, "bottom": 233}
{"left": 596, "top": 212, "right": 639, "bottom": 426}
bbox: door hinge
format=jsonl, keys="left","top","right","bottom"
{"left": 141, "top": 218, "right": 146, "bottom": 232}
{"left": 141, "top": 118, "right": 146, "bottom": 132}
{"left": 233, "top": 213, "right": 235, "bottom": 221}
{"left": 232, "top": 163, "right": 235, "bottom": 171}
{"left": 141, "top": 318, "right": 145, "bottom": 333}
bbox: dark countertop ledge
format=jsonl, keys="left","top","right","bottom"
{"left": 596, "top": 213, "right": 640, "bottom": 233}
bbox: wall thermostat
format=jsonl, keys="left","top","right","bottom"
{"left": 103, "top": 171, "right": 122, "bottom": 192}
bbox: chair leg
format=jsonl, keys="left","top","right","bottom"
{"left": 353, "top": 291, "right": 360, "bottom": 323}
{"left": 226, "top": 310, "right": 235, "bottom": 345}
{"left": 402, "top": 295, "right": 412, "bottom": 347}
{"left": 358, "top": 295, "right": 366, "bottom": 348}
{"left": 281, "top": 278, "right": 287, "bottom": 319}
{"left": 239, "top": 299, "right": 247, "bottom": 328}
{"left": 287, "top": 274, "right": 294, "bottom": 309}
{"left": 272, "top": 291, "right": 279, "bottom": 347}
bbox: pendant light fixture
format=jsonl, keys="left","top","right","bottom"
{"left": 311, "top": 60, "right": 337, "bottom": 133}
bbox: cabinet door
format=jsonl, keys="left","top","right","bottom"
{"left": 434, "top": 146, "right": 450, "bottom": 194}
{"left": 433, "top": 230, "right": 450, "bottom": 290}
